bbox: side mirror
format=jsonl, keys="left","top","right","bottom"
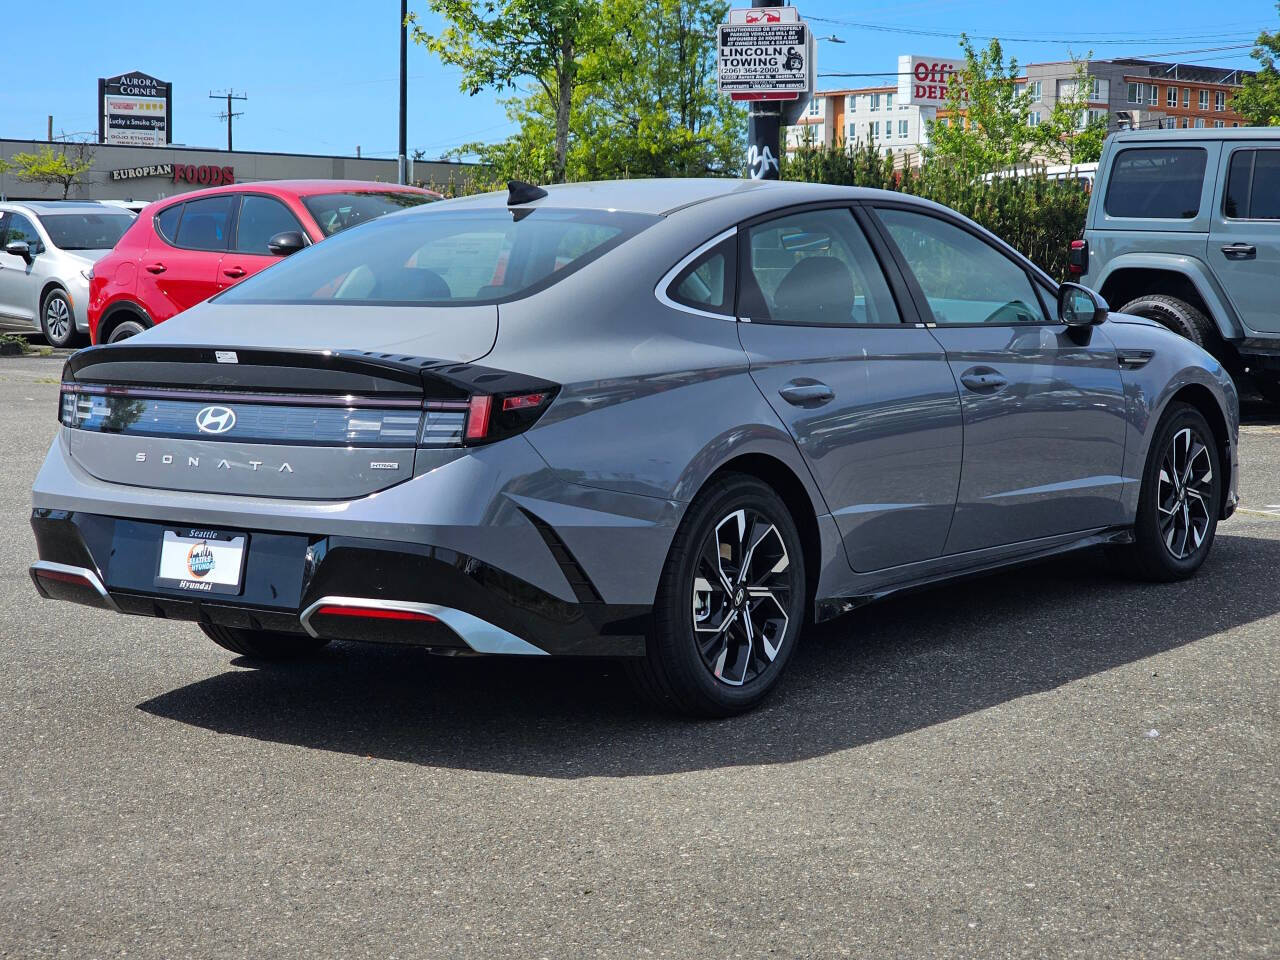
{"left": 1058, "top": 282, "right": 1108, "bottom": 327}
{"left": 267, "top": 231, "right": 306, "bottom": 257}
{"left": 4, "top": 240, "right": 32, "bottom": 261}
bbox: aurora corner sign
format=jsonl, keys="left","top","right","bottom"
{"left": 98, "top": 72, "right": 172, "bottom": 147}
{"left": 717, "top": 8, "right": 812, "bottom": 101}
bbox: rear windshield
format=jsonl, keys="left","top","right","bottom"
{"left": 219, "top": 207, "right": 658, "bottom": 306}
{"left": 1103, "top": 147, "right": 1207, "bottom": 220}
{"left": 302, "top": 191, "right": 436, "bottom": 237}
{"left": 39, "top": 212, "right": 135, "bottom": 250}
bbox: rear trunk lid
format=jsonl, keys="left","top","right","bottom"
{"left": 58, "top": 333, "right": 488, "bottom": 501}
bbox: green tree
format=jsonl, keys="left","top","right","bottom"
{"left": 927, "top": 37, "right": 1097, "bottom": 175}
{"left": 447, "top": 0, "right": 743, "bottom": 182}
{"left": 1233, "top": 4, "right": 1280, "bottom": 125}
{"left": 7, "top": 141, "right": 95, "bottom": 199}
{"left": 409, "top": 0, "right": 599, "bottom": 183}
{"left": 1070, "top": 117, "right": 1108, "bottom": 164}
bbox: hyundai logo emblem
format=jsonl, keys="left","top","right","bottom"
{"left": 195, "top": 405, "right": 237, "bottom": 435}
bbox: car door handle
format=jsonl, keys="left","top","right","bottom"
{"left": 222, "top": 266, "right": 246, "bottom": 279}
{"left": 145, "top": 262, "right": 166, "bottom": 274}
{"left": 1221, "top": 243, "right": 1257, "bottom": 261}
{"left": 959, "top": 368, "right": 1009, "bottom": 392}
{"left": 778, "top": 380, "right": 835, "bottom": 407}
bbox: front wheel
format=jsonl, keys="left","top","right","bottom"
{"left": 106, "top": 318, "right": 148, "bottom": 343}
{"left": 1114, "top": 402, "right": 1221, "bottom": 581}
{"left": 200, "top": 623, "right": 330, "bottom": 660}
{"left": 41, "top": 290, "right": 78, "bottom": 348}
{"left": 627, "top": 474, "right": 806, "bottom": 717}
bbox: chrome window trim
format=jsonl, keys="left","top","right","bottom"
{"left": 654, "top": 227, "right": 739, "bottom": 322}
{"left": 299, "top": 595, "right": 548, "bottom": 656}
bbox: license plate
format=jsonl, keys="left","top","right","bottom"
{"left": 155, "top": 528, "right": 248, "bottom": 595}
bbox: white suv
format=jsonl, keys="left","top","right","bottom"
{"left": 0, "top": 202, "right": 135, "bottom": 347}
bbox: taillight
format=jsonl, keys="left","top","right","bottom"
{"left": 313, "top": 604, "right": 437, "bottom": 622}
{"left": 1069, "top": 239, "right": 1088, "bottom": 276}
{"left": 420, "top": 387, "right": 557, "bottom": 447}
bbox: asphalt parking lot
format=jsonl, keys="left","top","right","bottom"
{"left": 0, "top": 352, "right": 1275, "bottom": 959}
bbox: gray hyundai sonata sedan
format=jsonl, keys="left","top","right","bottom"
{"left": 29, "top": 178, "right": 1239, "bottom": 716}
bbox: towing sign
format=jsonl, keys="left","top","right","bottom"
{"left": 717, "top": 20, "right": 810, "bottom": 96}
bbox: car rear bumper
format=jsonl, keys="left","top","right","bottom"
{"left": 29, "top": 508, "right": 650, "bottom": 657}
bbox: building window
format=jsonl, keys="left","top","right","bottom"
{"left": 1167, "top": 86, "right": 1178, "bottom": 108}
{"left": 1183, "top": 88, "right": 1190, "bottom": 108}
{"left": 1127, "top": 82, "right": 1140, "bottom": 103}
{"left": 885, "top": 93, "right": 894, "bottom": 109}
{"left": 1015, "top": 82, "right": 1026, "bottom": 98}
{"left": 1182, "top": 118, "right": 1190, "bottom": 128}
{"left": 1215, "top": 91, "right": 1225, "bottom": 111}
{"left": 871, "top": 120, "right": 880, "bottom": 138}
{"left": 939, "top": 116, "right": 950, "bottom": 128}
{"left": 1195, "top": 117, "right": 1206, "bottom": 128}
{"left": 1028, "top": 111, "right": 1041, "bottom": 127}
{"left": 1030, "top": 80, "right": 1043, "bottom": 100}
{"left": 899, "top": 119, "right": 908, "bottom": 138}
{"left": 1214, "top": 120, "right": 1225, "bottom": 128}
{"left": 870, "top": 93, "right": 881, "bottom": 111}
{"left": 808, "top": 97, "right": 822, "bottom": 118}
{"left": 1199, "top": 89, "right": 1209, "bottom": 110}
{"left": 1233, "top": 121, "right": 1241, "bottom": 127}
{"left": 1092, "top": 78, "right": 1109, "bottom": 100}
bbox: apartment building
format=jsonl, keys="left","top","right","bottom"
{"left": 786, "top": 85, "right": 935, "bottom": 157}
{"left": 786, "top": 55, "right": 1253, "bottom": 155}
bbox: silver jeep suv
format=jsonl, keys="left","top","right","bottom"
{"left": 1076, "top": 128, "right": 1280, "bottom": 401}
{"left": 0, "top": 202, "right": 135, "bottom": 347}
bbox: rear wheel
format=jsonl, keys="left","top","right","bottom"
{"left": 1118, "top": 294, "right": 1218, "bottom": 352}
{"left": 1113, "top": 402, "right": 1221, "bottom": 582}
{"left": 200, "top": 623, "right": 330, "bottom": 660}
{"left": 106, "top": 317, "right": 148, "bottom": 343}
{"left": 627, "top": 474, "right": 806, "bottom": 717}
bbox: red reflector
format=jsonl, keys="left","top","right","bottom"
{"left": 36, "top": 569, "right": 92, "bottom": 586}
{"left": 502, "top": 392, "right": 547, "bottom": 412}
{"left": 1068, "top": 263, "right": 1083, "bottom": 275}
{"left": 314, "top": 605, "right": 437, "bottom": 622}
{"left": 465, "top": 395, "right": 492, "bottom": 440}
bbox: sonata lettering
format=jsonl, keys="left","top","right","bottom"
{"left": 135, "top": 452, "right": 293, "bottom": 474}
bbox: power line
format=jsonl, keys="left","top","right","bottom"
{"left": 806, "top": 16, "right": 1258, "bottom": 46}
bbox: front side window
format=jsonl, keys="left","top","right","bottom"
{"left": 301, "top": 191, "right": 435, "bottom": 237}
{"left": 1224, "top": 150, "right": 1280, "bottom": 219}
{"left": 667, "top": 237, "right": 735, "bottom": 316}
{"left": 235, "top": 195, "right": 304, "bottom": 254}
{"left": 174, "top": 195, "right": 234, "bottom": 251}
{"left": 877, "top": 208, "right": 1044, "bottom": 326}
{"left": 39, "top": 212, "right": 133, "bottom": 251}
{"left": 219, "top": 207, "right": 656, "bottom": 306}
{"left": 1103, "top": 148, "right": 1208, "bottom": 219}
{"left": 741, "top": 208, "right": 900, "bottom": 327}
{"left": 3, "top": 213, "right": 42, "bottom": 249}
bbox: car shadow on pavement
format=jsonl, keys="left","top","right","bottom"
{"left": 138, "top": 530, "right": 1279, "bottom": 778}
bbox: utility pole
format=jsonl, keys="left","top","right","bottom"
{"left": 746, "top": 0, "right": 784, "bottom": 180}
{"left": 398, "top": 0, "right": 408, "bottom": 185}
{"left": 210, "top": 90, "right": 247, "bottom": 152}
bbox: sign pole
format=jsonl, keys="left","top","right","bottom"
{"left": 745, "top": 0, "right": 784, "bottom": 180}
{"left": 398, "top": 0, "right": 408, "bottom": 186}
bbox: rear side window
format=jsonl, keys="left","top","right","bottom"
{"left": 154, "top": 203, "right": 182, "bottom": 243}
{"left": 217, "top": 207, "right": 657, "bottom": 305}
{"left": 667, "top": 237, "right": 735, "bottom": 316}
{"left": 1104, "top": 147, "right": 1207, "bottom": 219}
{"left": 302, "top": 191, "right": 435, "bottom": 237}
{"left": 236, "top": 195, "right": 304, "bottom": 254}
{"left": 1224, "top": 149, "right": 1280, "bottom": 220}
{"left": 174, "top": 195, "right": 234, "bottom": 251}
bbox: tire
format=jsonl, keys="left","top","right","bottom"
{"left": 106, "top": 317, "right": 148, "bottom": 343}
{"left": 40, "top": 289, "right": 78, "bottom": 348}
{"left": 199, "top": 623, "right": 330, "bottom": 660}
{"left": 1117, "top": 294, "right": 1218, "bottom": 352}
{"left": 626, "top": 473, "right": 807, "bottom": 717}
{"left": 1112, "top": 402, "right": 1221, "bottom": 582}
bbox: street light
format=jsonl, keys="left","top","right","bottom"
{"left": 818, "top": 34, "right": 845, "bottom": 43}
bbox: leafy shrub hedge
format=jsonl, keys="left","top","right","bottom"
{"left": 782, "top": 141, "right": 1090, "bottom": 281}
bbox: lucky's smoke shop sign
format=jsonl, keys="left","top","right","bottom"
{"left": 717, "top": 20, "right": 810, "bottom": 96}
{"left": 99, "top": 71, "right": 172, "bottom": 147}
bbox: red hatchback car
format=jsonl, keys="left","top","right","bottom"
{"left": 88, "top": 180, "right": 440, "bottom": 343}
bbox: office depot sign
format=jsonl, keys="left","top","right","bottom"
{"left": 897, "top": 55, "right": 967, "bottom": 108}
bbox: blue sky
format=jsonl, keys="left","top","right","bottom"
{"left": 3, "top": 0, "right": 1275, "bottom": 159}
